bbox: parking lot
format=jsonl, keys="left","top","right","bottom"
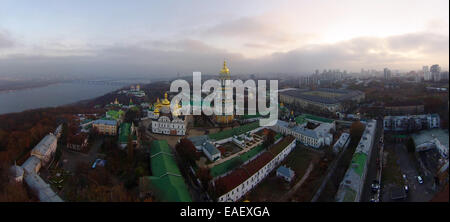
{"left": 381, "top": 143, "right": 436, "bottom": 202}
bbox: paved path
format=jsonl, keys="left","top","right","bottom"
{"left": 279, "top": 161, "right": 314, "bottom": 201}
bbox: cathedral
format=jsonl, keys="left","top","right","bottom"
{"left": 214, "top": 61, "right": 235, "bottom": 124}
{"left": 150, "top": 93, "right": 187, "bottom": 136}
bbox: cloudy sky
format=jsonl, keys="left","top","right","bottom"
{"left": 0, "top": 0, "right": 448, "bottom": 78}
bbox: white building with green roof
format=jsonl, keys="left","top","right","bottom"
{"left": 335, "top": 119, "right": 377, "bottom": 202}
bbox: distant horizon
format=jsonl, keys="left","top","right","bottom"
{"left": 0, "top": 0, "right": 449, "bottom": 78}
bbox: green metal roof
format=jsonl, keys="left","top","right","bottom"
{"left": 143, "top": 175, "right": 192, "bottom": 202}
{"left": 118, "top": 122, "right": 132, "bottom": 144}
{"left": 299, "top": 114, "right": 334, "bottom": 123}
{"left": 106, "top": 110, "right": 124, "bottom": 120}
{"left": 295, "top": 116, "right": 307, "bottom": 125}
{"left": 208, "top": 122, "right": 260, "bottom": 141}
{"left": 146, "top": 140, "right": 192, "bottom": 202}
{"left": 150, "top": 140, "right": 172, "bottom": 156}
{"left": 150, "top": 140, "right": 180, "bottom": 177}
{"left": 351, "top": 153, "right": 367, "bottom": 177}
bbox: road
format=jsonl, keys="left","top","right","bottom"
{"left": 360, "top": 118, "right": 383, "bottom": 202}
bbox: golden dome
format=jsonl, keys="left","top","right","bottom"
{"left": 155, "top": 98, "right": 162, "bottom": 108}
{"left": 154, "top": 108, "right": 160, "bottom": 114}
{"left": 162, "top": 92, "right": 171, "bottom": 106}
{"left": 220, "top": 60, "right": 230, "bottom": 75}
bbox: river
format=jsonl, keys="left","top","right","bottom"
{"left": 0, "top": 82, "right": 124, "bottom": 115}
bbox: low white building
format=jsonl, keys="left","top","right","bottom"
{"left": 24, "top": 173, "right": 63, "bottom": 202}
{"left": 21, "top": 155, "right": 42, "bottom": 174}
{"left": 202, "top": 142, "right": 221, "bottom": 162}
{"left": 231, "top": 134, "right": 253, "bottom": 149}
{"left": 189, "top": 136, "right": 221, "bottom": 162}
{"left": 335, "top": 120, "right": 377, "bottom": 202}
{"left": 216, "top": 136, "right": 296, "bottom": 202}
{"left": 17, "top": 129, "right": 63, "bottom": 202}
{"left": 276, "top": 165, "right": 295, "bottom": 182}
{"left": 333, "top": 133, "right": 350, "bottom": 153}
{"left": 270, "top": 120, "right": 333, "bottom": 148}
{"left": 31, "top": 133, "right": 58, "bottom": 164}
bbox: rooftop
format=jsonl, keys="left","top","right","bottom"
{"left": 24, "top": 173, "right": 63, "bottom": 202}
{"left": 144, "top": 140, "right": 192, "bottom": 202}
{"left": 118, "top": 122, "right": 136, "bottom": 144}
{"left": 280, "top": 88, "right": 363, "bottom": 105}
{"left": 92, "top": 119, "right": 117, "bottom": 126}
{"left": 208, "top": 122, "right": 260, "bottom": 141}
{"left": 411, "top": 129, "right": 449, "bottom": 149}
{"left": 214, "top": 136, "right": 296, "bottom": 197}
{"left": 106, "top": 110, "right": 124, "bottom": 120}
{"left": 31, "top": 134, "right": 57, "bottom": 156}
{"left": 277, "top": 165, "right": 295, "bottom": 178}
{"left": 203, "top": 142, "right": 220, "bottom": 156}
{"left": 21, "top": 155, "right": 41, "bottom": 173}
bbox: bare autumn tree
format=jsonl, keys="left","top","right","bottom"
{"left": 127, "top": 135, "right": 134, "bottom": 162}
{"left": 176, "top": 139, "right": 198, "bottom": 167}
{"left": 350, "top": 121, "right": 365, "bottom": 141}
{"left": 196, "top": 167, "right": 212, "bottom": 190}
{"left": 263, "top": 129, "right": 276, "bottom": 148}
{"left": 0, "top": 181, "right": 33, "bottom": 202}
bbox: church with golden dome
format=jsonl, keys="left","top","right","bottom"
{"left": 215, "top": 61, "right": 235, "bottom": 125}
{"left": 149, "top": 92, "right": 187, "bottom": 136}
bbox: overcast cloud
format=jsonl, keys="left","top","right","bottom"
{"left": 0, "top": 0, "right": 448, "bottom": 79}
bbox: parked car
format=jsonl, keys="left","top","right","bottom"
{"left": 417, "top": 176, "right": 424, "bottom": 184}
{"left": 371, "top": 181, "right": 380, "bottom": 192}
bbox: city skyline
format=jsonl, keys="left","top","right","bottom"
{"left": 0, "top": 0, "right": 449, "bottom": 78}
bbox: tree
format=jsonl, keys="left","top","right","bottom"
{"left": 127, "top": 135, "right": 134, "bottom": 162}
{"left": 263, "top": 129, "right": 276, "bottom": 148}
{"left": 175, "top": 139, "right": 198, "bottom": 166}
{"left": 350, "top": 121, "right": 365, "bottom": 140}
{"left": 406, "top": 137, "right": 416, "bottom": 153}
{"left": 196, "top": 167, "right": 212, "bottom": 190}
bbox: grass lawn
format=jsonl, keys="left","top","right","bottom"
{"left": 284, "top": 146, "right": 321, "bottom": 182}
{"left": 246, "top": 146, "right": 321, "bottom": 201}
